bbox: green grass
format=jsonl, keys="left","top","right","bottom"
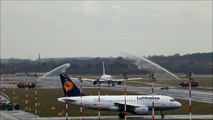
{"left": 3, "top": 88, "right": 136, "bottom": 117}
{"left": 155, "top": 75, "right": 213, "bottom": 87}
{"left": 126, "top": 74, "right": 213, "bottom": 91}
{"left": 2, "top": 88, "right": 213, "bottom": 118}
{"left": 163, "top": 99, "right": 213, "bottom": 115}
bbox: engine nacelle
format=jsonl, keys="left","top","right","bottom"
{"left": 93, "top": 81, "right": 97, "bottom": 85}
{"left": 134, "top": 106, "right": 149, "bottom": 115}
{"left": 108, "top": 106, "right": 119, "bottom": 111}
{"left": 117, "top": 81, "right": 122, "bottom": 85}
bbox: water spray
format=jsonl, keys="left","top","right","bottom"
{"left": 32, "top": 63, "right": 70, "bottom": 118}
{"left": 37, "top": 63, "right": 70, "bottom": 81}
{"left": 120, "top": 52, "right": 180, "bottom": 80}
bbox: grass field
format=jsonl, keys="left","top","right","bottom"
{"left": 2, "top": 88, "right": 213, "bottom": 118}
{"left": 125, "top": 74, "right": 213, "bottom": 91}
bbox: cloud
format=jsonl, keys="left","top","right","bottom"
{"left": 81, "top": 1, "right": 100, "bottom": 16}
{"left": 110, "top": 5, "right": 128, "bottom": 22}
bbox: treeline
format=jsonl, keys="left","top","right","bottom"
{"left": 148, "top": 52, "right": 212, "bottom": 74}
{"left": 1, "top": 52, "right": 212, "bottom": 74}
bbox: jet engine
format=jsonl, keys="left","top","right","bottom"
{"left": 108, "top": 106, "right": 119, "bottom": 111}
{"left": 134, "top": 106, "right": 149, "bottom": 115}
{"left": 93, "top": 81, "right": 97, "bottom": 85}
{"left": 117, "top": 81, "right": 122, "bottom": 85}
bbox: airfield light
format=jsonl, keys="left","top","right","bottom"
{"left": 123, "top": 72, "right": 128, "bottom": 120}
{"left": 65, "top": 87, "right": 69, "bottom": 120}
{"left": 25, "top": 72, "right": 29, "bottom": 112}
{"left": 2, "top": 73, "right": 6, "bottom": 93}
{"left": 34, "top": 73, "right": 38, "bottom": 115}
{"left": 152, "top": 82, "right": 155, "bottom": 120}
{"left": 189, "top": 82, "right": 192, "bottom": 120}
{"left": 12, "top": 73, "right": 16, "bottom": 102}
{"left": 98, "top": 83, "right": 101, "bottom": 120}
{"left": 79, "top": 77, "right": 83, "bottom": 120}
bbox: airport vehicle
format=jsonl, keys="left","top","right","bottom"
{"left": 179, "top": 81, "right": 199, "bottom": 87}
{"left": 161, "top": 86, "right": 169, "bottom": 90}
{"left": 58, "top": 74, "right": 181, "bottom": 119}
{"left": 179, "top": 72, "right": 199, "bottom": 87}
{"left": 17, "top": 82, "right": 35, "bottom": 88}
{"left": 76, "top": 62, "right": 142, "bottom": 87}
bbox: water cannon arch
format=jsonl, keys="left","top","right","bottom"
{"left": 119, "top": 51, "right": 181, "bottom": 119}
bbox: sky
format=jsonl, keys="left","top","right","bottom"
{"left": 1, "top": 1, "right": 212, "bottom": 59}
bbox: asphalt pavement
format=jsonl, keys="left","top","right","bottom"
{"left": 1, "top": 110, "right": 213, "bottom": 120}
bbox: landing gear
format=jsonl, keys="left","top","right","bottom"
{"left": 117, "top": 81, "right": 122, "bottom": 85}
{"left": 112, "top": 83, "right": 115, "bottom": 87}
{"left": 119, "top": 112, "right": 125, "bottom": 119}
{"left": 160, "top": 111, "right": 165, "bottom": 119}
{"left": 118, "top": 112, "right": 128, "bottom": 119}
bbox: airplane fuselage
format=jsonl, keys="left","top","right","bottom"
{"left": 58, "top": 95, "right": 181, "bottom": 114}
{"left": 59, "top": 74, "right": 181, "bottom": 118}
{"left": 100, "top": 74, "right": 113, "bottom": 81}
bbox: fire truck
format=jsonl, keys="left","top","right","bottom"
{"left": 179, "top": 81, "right": 199, "bottom": 87}
{"left": 179, "top": 72, "right": 199, "bottom": 87}
{"left": 17, "top": 82, "right": 35, "bottom": 88}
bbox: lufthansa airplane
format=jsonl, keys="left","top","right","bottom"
{"left": 58, "top": 74, "right": 181, "bottom": 119}
{"left": 76, "top": 62, "right": 143, "bottom": 87}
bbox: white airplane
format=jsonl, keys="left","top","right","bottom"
{"left": 58, "top": 74, "right": 181, "bottom": 119}
{"left": 76, "top": 62, "right": 143, "bottom": 87}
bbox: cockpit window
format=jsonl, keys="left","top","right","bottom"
{"left": 170, "top": 99, "right": 175, "bottom": 102}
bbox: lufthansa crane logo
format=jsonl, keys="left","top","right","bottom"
{"left": 63, "top": 80, "right": 73, "bottom": 91}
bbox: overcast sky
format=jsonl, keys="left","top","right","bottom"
{"left": 1, "top": 1, "right": 212, "bottom": 59}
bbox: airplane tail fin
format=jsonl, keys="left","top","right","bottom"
{"left": 103, "top": 62, "right": 105, "bottom": 75}
{"left": 60, "top": 74, "right": 84, "bottom": 97}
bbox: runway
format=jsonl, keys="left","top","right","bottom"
{"left": 72, "top": 78, "right": 213, "bottom": 104}
{"left": 128, "top": 114, "right": 213, "bottom": 119}
{"left": 106, "top": 85, "right": 213, "bottom": 104}
{"left": 1, "top": 110, "right": 213, "bottom": 120}
{"left": 0, "top": 76, "right": 213, "bottom": 120}
{"left": 1, "top": 76, "right": 213, "bottom": 104}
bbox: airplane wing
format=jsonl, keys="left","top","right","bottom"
{"left": 70, "top": 77, "right": 98, "bottom": 82}
{"left": 114, "top": 102, "right": 145, "bottom": 108}
{"left": 65, "top": 99, "right": 76, "bottom": 102}
{"left": 114, "top": 102, "right": 149, "bottom": 114}
{"left": 70, "top": 77, "right": 142, "bottom": 82}
{"left": 112, "top": 77, "right": 143, "bottom": 82}
{"left": 82, "top": 78, "right": 97, "bottom": 81}
{"left": 58, "top": 97, "right": 76, "bottom": 103}
{"left": 70, "top": 77, "right": 106, "bottom": 85}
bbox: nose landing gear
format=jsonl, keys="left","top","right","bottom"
{"left": 160, "top": 111, "right": 165, "bottom": 119}
{"left": 119, "top": 111, "right": 128, "bottom": 119}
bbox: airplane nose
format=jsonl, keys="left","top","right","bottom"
{"left": 58, "top": 98, "right": 65, "bottom": 102}
{"left": 176, "top": 102, "right": 181, "bottom": 108}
